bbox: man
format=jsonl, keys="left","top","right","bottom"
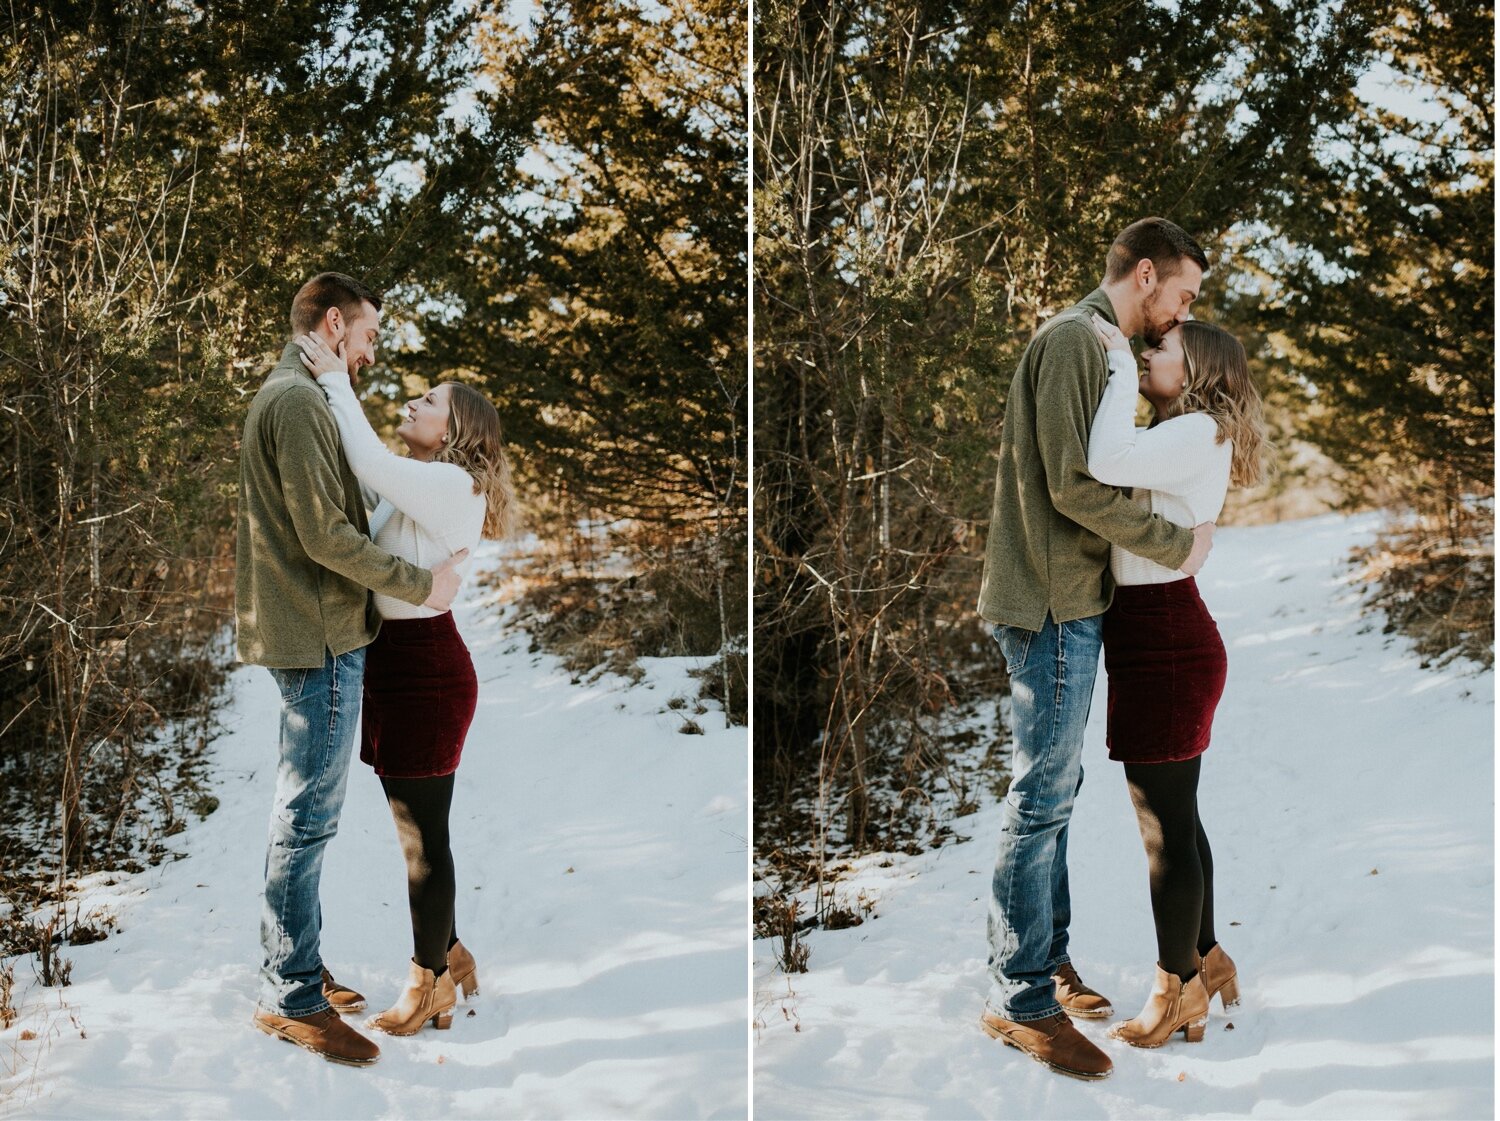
{"left": 976, "top": 219, "right": 1215, "bottom": 1080}
{"left": 236, "top": 272, "right": 467, "bottom": 1066}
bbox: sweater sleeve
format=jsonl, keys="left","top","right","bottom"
{"left": 1087, "top": 350, "right": 1223, "bottom": 493}
{"left": 316, "top": 372, "right": 478, "bottom": 542}
{"left": 1032, "top": 319, "right": 1194, "bottom": 570}
{"left": 267, "top": 386, "right": 433, "bottom": 605}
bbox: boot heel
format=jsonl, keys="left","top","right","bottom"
{"left": 1182, "top": 1017, "right": 1207, "bottom": 1043}
{"left": 457, "top": 970, "right": 479, "bottom": 999}
{"left": 432, "top": 1011, "right": 453, "bottom": 1030}
{"left": 1218, "top": 976, "right": 1240, "bottom": 1008}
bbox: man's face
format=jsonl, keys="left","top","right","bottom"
{"left": 1140, "top": 258, "right": 1202, "bottom": 347}
{"left": 332, "top": 300, "right": 381, "bottom": 384}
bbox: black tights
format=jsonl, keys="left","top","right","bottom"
{"left": 380, "top": 774, "right": 461, "bottom": 976}
{"left": 1122, "top": 757, "right": 1217, "bottom": 982}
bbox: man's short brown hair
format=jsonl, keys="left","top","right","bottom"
{"left": 1104, "top": 218, "right": 1209, "bottom": 284}
{"left": 289, "top": 272, "right": 383, "bottom": 334}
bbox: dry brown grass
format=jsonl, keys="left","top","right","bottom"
{"left": 756, "top": 896, "right": 812, "bottom": 974}
{"left": 486, "top": 522, "right": 747, "bottom": 722}
{"left": 1352, "top": 503, "right": 1493, "bottom": 670}
{"left": 0, "top": 962, "right": 14, "bottom": 1030}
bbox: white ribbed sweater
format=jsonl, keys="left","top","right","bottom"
{"left": 1087, "top": 350, "right": 1232, "bottom": 586}
{"left": 317, "top": 372, "right": 486, "bottom": 619}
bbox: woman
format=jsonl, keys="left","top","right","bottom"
{"left": 297, "top": 331, "right": 517, "bottom": 1036}
{"left": 1085, "top": 313, "right": 1264, "bottom": 1048}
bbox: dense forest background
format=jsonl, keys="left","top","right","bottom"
{"left": 0, "top": 0, "right": 746, "bottom": 943}
{"left": 753, "top": 0, "right": 1492, "bottom": 916}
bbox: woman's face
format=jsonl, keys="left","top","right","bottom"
{"left": 1139, "top": 327, "right": 1188, "bottom": 410}
{"left": 397, "top": 383, "right": 453, "bottom": 457}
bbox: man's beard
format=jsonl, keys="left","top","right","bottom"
{"left": 1141, "top": 294, "right": 1174, "bottom": 347}
{"left": 341, "top": 341, "right": 360, "bottom": 386}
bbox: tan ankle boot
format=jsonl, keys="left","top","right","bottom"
{"left": 1107, "top": 964, "right": 1209, "bottom": 1048}
{"left": 1200, "top": 943, "right": 1240, "bottom": 1009}
{"left": 365, "top": 960, "right": 458, "bottom": 1036}
{"left": 448, "top": 940, "right": 479, "bottom": 1000}
{"left": 321, "top": 967, "right": 367, "bottom": 1013}
{"left": 253, "top": 1007, "right": 380, "bottom": 1066}
{"left": 980, "top": 1010, "right": 1113, "bottom": 1080}
{"left": 1052, "top": 962, "right": 1113, "bottom": 1019}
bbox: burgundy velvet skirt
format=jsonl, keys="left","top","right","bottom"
{"left": 1102, "top": 577, "right": 1227, "bottom": 764}
{"left": 360, "top": 612, "right": 478, "bottom": 778}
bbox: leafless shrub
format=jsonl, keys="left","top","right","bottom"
{"left": 756, "top": 896, "right": 812, "bottom": 975}
{"left": 0, "top": 962, "right": 15, "bottom": 1029}
{"left": 492, "top": 517, "right": 747, "bottom": 722}
{"left": 1353, "top": 498, "right": 1493, "bottom": 670}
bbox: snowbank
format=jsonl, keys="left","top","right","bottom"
{"left": 754, "top": 512, "right": 1494, "bottom": 1120}
{"left": 1, "top": 539, "right": 749, "bottom": 1120}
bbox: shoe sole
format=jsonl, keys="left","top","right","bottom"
{"left": 329, "top": 1000, "right": 367, "bottom": 1013}
{"left": 980, "top": 1018, "right": 1111, "bottom": 1081}
{"left": 1060, "top": 1005, "right": 1113, "bottom": 1020}
{"left": 253, "top": 1018, "right": 379, "bottom": 1066}
{"left": 365, "top": 1005, "right": 457, "bottom": 1036}
{"left": 1107, "top": 1017, "right": 1209, "bottom": 1049}
{"left": 454, "top": 972, "right": 479, "bottom": 1001}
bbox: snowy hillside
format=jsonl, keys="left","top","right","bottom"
{"left": 0, "top": 540, "right": 749, "bottom": 1120}
{"left": 753, "top": 512, "right": 1494, "bottom": 1121}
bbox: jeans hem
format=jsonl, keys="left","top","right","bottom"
{"left": 985, "top": 1001, "right": 1065, "bottom": 1024}
{"left": 259, "top": 998, "right": 333, "bottom": 1020}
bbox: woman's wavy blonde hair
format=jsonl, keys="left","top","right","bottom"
{"left": 433, "top": 382, "right": 517, "bottom": 539}
{"left": 1164, "top": 321, "right": 1266, "bottom": 488}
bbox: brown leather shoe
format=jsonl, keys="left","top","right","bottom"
{"left": 366, "top": 960, "right": 458, "bottom": 1036}
{"left": 448, "top": 940, "right": 480, "bottom": 1000}
{"left": 1053, "top": 962, "right": 1113, "bottom": 1019}
{"left": 321, "top": 967, "right": 367, "bottom": 1013}
{"left": 1200, "top": 943, "right": 1240, "bottom": 1009}
{"left": 980, "top": 1009, "right": 1113, "bottom": 1080}
{"left": 1107, "top": 964, "right": 1210, "bottom": 1048}
{"left": 252, "top": 1007, "right": 380, "bottom": 1066}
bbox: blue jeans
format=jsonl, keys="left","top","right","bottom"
{"left": 257, "top": 647, "right": 366, "bottom": 1017}
{"left": 985, "top": 613, "right": 1103, "bottom": 1021}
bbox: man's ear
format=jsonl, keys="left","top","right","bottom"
{"left": 1135, "top": 258, "right": 1155, "bottom": 289}
{"left": 325, "top": 305, "right": 344, "bottom": 338}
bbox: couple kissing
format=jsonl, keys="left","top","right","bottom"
{"left": 978, "top": 218, "right": 1266, "bottom": 1080}
{"left": 236, "top": 272, "right": 516, "bottom": 1066}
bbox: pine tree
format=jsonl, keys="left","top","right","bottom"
{"left": 753, "top": 0, "right": 1375, "bottom": 858}
{"left": 1240, "top": 3, "right": 1493, "bottom": 510}
{"left": 0, "top": 0, "right": 535, "bottom": 877}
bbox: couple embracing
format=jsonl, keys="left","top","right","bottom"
{"left": 235, "top": 272, "right": 516, "bottom": 1065}
{"left": 978, "top": 218, "right": 1266, "bottom": 1079}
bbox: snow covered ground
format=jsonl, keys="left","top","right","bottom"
{"left": 754, "top": 512, "right": 1495, "bottom": 1120}
{"left": 0, "top": 540, "right": 749, "bottom": 1120}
